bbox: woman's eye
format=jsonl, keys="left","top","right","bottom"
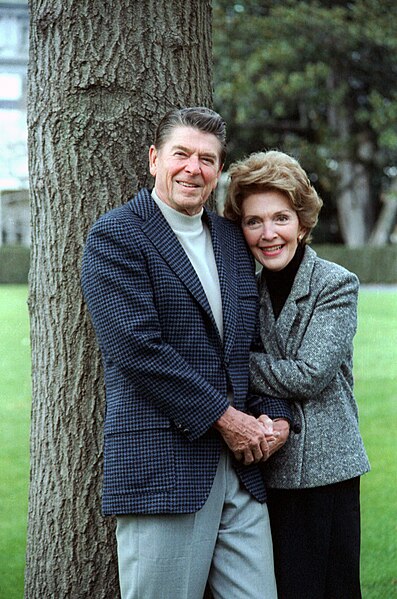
{"left": 244, "top": 219, "right": 261, "bottom": 229}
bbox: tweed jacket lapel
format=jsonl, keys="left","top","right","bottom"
{"left": 128, "top": 189, "right": 224, "bottom": 339}
{"left": 259, "top": 246, "right": 316, "bottom": 357}
{"left": 258, "top": 285, "right": 279, "bottom": 355}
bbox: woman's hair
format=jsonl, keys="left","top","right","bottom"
{"left": 154, "top": 107, "right": 227, "bottom": 165}
{"left": 223, "top": 150, "right": 323, "bottom": 243}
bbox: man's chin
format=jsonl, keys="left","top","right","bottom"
{"left": 175, "top": 195, "right": 206, "bottom": 214}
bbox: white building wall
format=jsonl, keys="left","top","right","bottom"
{"left": 0, "top": 1, "right": 29, "bottom": 245}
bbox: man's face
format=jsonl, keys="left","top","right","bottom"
{"left": 149, "top": 126, "right": 223, "bottom": 216}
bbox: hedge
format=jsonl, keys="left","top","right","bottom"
{"left": 313, "top": 244, "right": 397, "bottom": 284}
{"left": 0, "top": 244, "right": 396, "bottom": 284}
{"left": 0, "top": 246, "right": 30, "bottom": 284}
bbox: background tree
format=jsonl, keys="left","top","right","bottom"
{"left": 213, "top": 0, "right": 397, "bottom": 246}
{"left": 25, "top": 1, "right": 213, "bottom": 597}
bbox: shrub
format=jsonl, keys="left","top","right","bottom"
{"left": 313, "top": 245, "right": 397, "bottom": 284}
{"left": 0, "top": 246, "right": 30, "bottom": 284}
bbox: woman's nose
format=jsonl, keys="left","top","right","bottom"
{"left": 260, "top": 222, "right": 276, "bottom": 239}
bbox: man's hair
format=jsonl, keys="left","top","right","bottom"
{"left": 154, "top": 107, "right": 227, "bottom": 165}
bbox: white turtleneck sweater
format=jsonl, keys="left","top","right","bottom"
{"left": 152, "top": 189, "right": 223, "bottom": 340}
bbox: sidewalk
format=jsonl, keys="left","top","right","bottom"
{"left": 360, "top": 284, "right": 397, "bottom": 292}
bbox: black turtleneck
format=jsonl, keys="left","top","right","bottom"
{"left": 260, "top": 244, "right": 305, "bottom": 319}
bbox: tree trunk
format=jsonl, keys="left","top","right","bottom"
{"left": 327, "top": 73, "right": 375, "bottom": 247}
{"left": 369, "top": 178, "right": 397, "bottom": 246}
{"left": 336, "top": 158, "right": 373, "bottom": 247}
{"left": 25, "top": 1, "right": 212, "bottom": 597}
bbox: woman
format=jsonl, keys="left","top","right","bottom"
{"left": 224, "top": 150, "right": 370, "bottom": 599}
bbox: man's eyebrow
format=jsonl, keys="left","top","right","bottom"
{"left": 172, "top": 144, "right": 218, "bottom": 160}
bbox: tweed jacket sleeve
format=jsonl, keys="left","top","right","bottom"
{"left": 249, "top": 247, "right": 359, "bottom": 401}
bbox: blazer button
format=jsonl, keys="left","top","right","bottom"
{"left": 292, "top": 422, "right": 302, "bottom": 434}
{"left": 175, "top": 422, "right": 190, "bottom": 435}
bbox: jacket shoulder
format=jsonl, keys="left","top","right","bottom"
{"left": 209, "top": 211, "right": 249, "bottom": 245}
{"left": 301, "top": 246, "right": 357, "bottom": 285}
{"left": 312, "top": 251, "right": 359, "bottom": 288}
{"left": 86, "top": 190, "right": 154, "bottom": 243}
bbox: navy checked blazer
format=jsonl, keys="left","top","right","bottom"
{"left": 82, "top": 188, "right": 291, "bottom": 516}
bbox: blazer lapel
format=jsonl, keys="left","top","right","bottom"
{"left": 206, "top": 210, "right": 238, "bottom": 356}
{"left": 129, "top": 190, "right": 220, "bottom": 332}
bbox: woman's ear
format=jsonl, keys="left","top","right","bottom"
{"left": 298, "top": 228, "right": 307, "bottom": 242}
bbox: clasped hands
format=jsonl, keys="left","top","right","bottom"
{"left": 214, "top": 406, "right": 290, "bottom": 466}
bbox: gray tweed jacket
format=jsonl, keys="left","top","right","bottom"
{"left": 250, "top": 245, "right": 370, "bottom": 488}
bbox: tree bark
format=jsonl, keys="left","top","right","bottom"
{"left": 369, "top": 178, "right": 397, "bottom": 246}
{"left": 327, "top": 73, "right": 375, "bottom": 247}
{"left": 336, "top": 158, "right": 373, "bottom": 247}
{"left": 25, "top": 1, "right": 213, "bottom": 597}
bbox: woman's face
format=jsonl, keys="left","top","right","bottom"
{"left": 241, "top": 190, "right": 306, "bottom": 271}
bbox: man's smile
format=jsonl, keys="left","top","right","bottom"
{"left": 177, "top": 180, "right": 200, "bottom": 188}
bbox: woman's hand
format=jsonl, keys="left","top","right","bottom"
{"left": 259, "top": 416, "right": 290, "bottom": 459}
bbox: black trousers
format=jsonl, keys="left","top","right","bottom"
{"left": 267, "top": 477, "right": 362, "bottom": 599}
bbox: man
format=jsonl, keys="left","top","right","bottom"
{"left": 82, "top": 107, "right": 291, "bottom": 599}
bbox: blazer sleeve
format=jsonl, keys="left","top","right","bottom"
{"left": 82, "top": 215, "right": 229, "bottom": 441}
{"left": 249, "top": 268, "right": 359, "bottom": 401}
{"left": 247, "top": 394, "right": 293, "bottom": 422}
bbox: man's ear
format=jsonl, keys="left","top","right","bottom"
{"left": 149, "top": 145, "right": 157, "bottom": 177}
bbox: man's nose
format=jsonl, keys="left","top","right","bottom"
{"left": 185, "top": 155, "right": 200, "bottom": 174}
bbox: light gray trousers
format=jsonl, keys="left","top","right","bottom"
{"left": 116, "top": 450, "right": 277, "bottom": 599}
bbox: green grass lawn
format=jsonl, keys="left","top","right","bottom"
{"left": 354, "top": 288, "right": 397, "bottom": 598}
{"left": 0, "top": 284, "right": 396, "bottom": 598}
{"left": 0, "top": 286, "right": 31, "bottom": 599}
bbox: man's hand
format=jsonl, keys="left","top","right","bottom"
{"left": 213, "top": 406, "right": 277, "bottom": 465}
{"left": 258, "top": 416, "right": 290, "bottom": 459}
